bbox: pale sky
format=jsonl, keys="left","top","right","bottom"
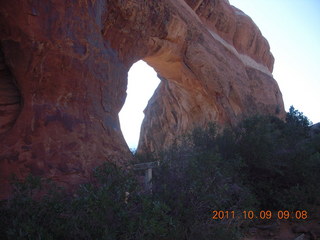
{"left": 119, "top": 0, "right": 320, "bottom": 149}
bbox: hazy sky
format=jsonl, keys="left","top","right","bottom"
{"left": 119, "top": 0, "right": 320, "bottom": 149}
{"left": 119, "top": 61, "right": 160, "bottom": 150}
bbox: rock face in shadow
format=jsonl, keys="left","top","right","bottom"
{"left": 0, "top": 0, "right": 285, "bottom": 197}
{"left": 0, "top": 0, "right": 131, "bottom": 197}
{"left": 0, "top": 50, "right": 21, "bottom": 137}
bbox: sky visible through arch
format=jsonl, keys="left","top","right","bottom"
{"left": 119, "top": 61, "right": 160, "bottom": 150}
{"left": 119, "top": 0, "right": 320, "bottom": 149}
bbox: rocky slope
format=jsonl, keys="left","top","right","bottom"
{"left": 0, "top": 0, "right": 284, "bottom": 197}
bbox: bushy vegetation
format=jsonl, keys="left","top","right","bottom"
{"left": 0, "top": 163, "right": 178, "bottom": 240}
{"left": 1, "top": 106, "right": 319, "bottom": 239}
{"left": 214, "top": 106, "right": 319, "bottom": 210}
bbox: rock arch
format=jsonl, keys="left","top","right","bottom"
{"left": 0, "top": 0, "right": 284, "bottom": 197}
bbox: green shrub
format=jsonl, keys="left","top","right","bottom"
{"left": 151, "top": 124, "right": 257, "bottom": 239}
{"left": 1, "top": 106, "right": 318, "bottom": 239}
{"left": 215, "top": 111, "right": 319, "bottom": 210}
{"left": 1, "top": 175, "right": 68, "bottom": 239}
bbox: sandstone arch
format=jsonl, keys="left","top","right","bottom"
{"left": 0, "top": 0, "right": 284, "bottom": 198}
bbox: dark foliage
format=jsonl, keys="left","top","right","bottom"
{"left": 1, "top": 107, "right": 319, "bottom": 239}
{"left": 216, "top": 108, "right": 319, "bottom": 210}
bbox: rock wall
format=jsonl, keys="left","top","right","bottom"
{"left": 0, "top": 0, "right": 131, "bottom": 197}
{"left": 137, "top": 0, "right": 285, "bottom": 153}
{"left": 0, "top": 0, "right": 285, "bottom": 198}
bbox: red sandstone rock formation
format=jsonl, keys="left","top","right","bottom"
{"left": 0, "top": 0, "right": 285, "bottom": 198}
{"left": 0, "top": 0, "right": 131, "bottom": 197}
{"left": 137, "top": 0, "right": 284, "bottom": 153}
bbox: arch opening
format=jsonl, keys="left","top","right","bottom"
{"left": 119, "top": 60, "right": 160, "bottom": 151}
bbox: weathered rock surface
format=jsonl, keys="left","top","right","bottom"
{"left": 0, "top": 0, "right": 285, "bottom": 197}
{"left": 0, "top": 0, "right": 131, "bottom": 197}
{"left": 184, "top": 0, "right": 275, "bottom": 71}
{"left": 137, "top": 0, "right": 285, "bottom": 153}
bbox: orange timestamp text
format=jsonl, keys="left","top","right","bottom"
{"left": 212, "top": 210, "right": 308, "bottom": 220}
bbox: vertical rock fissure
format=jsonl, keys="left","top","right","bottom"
{"left": 0, "top": 48, "right": 21, "bottom": 139}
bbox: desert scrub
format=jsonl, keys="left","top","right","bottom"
{"left": 1, "top": 107, "right": 318, "bottom": 239}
